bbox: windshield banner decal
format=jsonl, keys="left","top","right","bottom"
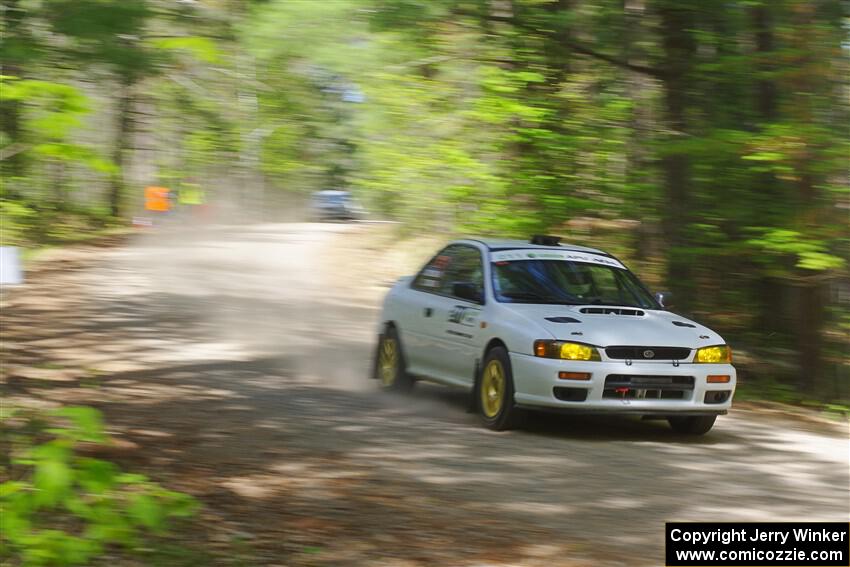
{"left": 490, "top": 250, "right": 625, "bottom": 269}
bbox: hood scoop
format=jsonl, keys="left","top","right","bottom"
{"left": 544, "top": 316, "right": 581, "bottom": 323}
{"left": 672, "top": 321, "right": 696, "bottom": 328}
{"left": 579, "top": 307, "right": 645, "bottom": 316}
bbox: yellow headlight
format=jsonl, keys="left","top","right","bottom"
{"left": 534, "top": 340, "right": 601, "bottom": 361}
{"left": 560, "top": 342, "right": 598, "bottom": 361}
{"left": 694, "top": 345, "right": 732, "bottom": 363}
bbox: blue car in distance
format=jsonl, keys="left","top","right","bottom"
{"left": 310, "top": 190, "right": 364, "bottom": 221}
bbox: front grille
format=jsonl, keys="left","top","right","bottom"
{"left": 603, "top": 374, "right": 694, "bottom": 400}
{"left": 603, "top": 389, "right": 686, "bottom": 400}
{"left": 605, "top": 375, "right": 695, "bottom": 387}
{"left": 605, "top": 346, "right": 691, "bottom": 360}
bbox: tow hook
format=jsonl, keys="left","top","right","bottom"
{"left": 614, "top": 386, "right": 631, "bottom": 406}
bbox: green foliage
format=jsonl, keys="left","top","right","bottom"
{"left": 1, "top": 0, "right": 232, "bottom": 219}
{"left": 0, "top": 194, "right": 118, "bottom": 248}
{"left": 0, "top": 406, "right": 198, "bottom": 566}
{"left": 43, "top": 0, "right": 157, "bottom": 79}
{"left": 149, "top": 37, "right": 221, "bottom": 64}
{"left": 0, "top": 199, "right": 39, "bottom": 245}
{"left": 32, "top": 143, "right": 116, "bottom": 174}
{"left": 0, "top": 76, "right": 115, "bottom": 176}
{"left": 0, "top": 78, "right": 88, "bottom": 138}
{"left": 748, "top": 229, "right": 845, "bottom": 272}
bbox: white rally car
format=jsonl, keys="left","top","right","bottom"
{"left": 372, "top": 236, "right": 736, "bottom": 435}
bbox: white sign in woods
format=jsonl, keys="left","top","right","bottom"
{"left": 0, "top": 247, "right": 24, "bottom": 285}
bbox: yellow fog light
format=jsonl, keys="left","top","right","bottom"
{"left": 534, "top": 340, "right": 601, "bottom": 361}
{"left": 695, "top": 345, "right": 732, "bottom": 363}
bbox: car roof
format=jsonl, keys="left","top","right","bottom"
{"left": 461, "top": 238, "right": 611, "bottom": 257}
{"left": 314, "top": 190, "right": 350, "bottom": 196}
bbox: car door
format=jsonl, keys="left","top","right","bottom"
{"left": 426, "top": 245, "right": 486, "bottom": 386}
{"left": 401, "top": 247, "right": 455, "bottom": 377}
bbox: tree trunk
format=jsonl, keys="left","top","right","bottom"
{"left": 109, "top": 80, "right": 135, "bottom": 218}
{"left": 794, "top": 165, "right": 824, "bottom": 393}
{"left": 657, "top": 2, "right": 696, "bottom": 309}
{"left": 796, "top": 276, "right": 824, "bottom": 393}
{"left": 1, "top": 0, "right": 26, "bottom": 184}
{"left": 753, "top": 5, "right": 777, "bottom": 120}
{"left": 787, "top": 0, "right": 826, "bottom": 393}
{"left": 50, "top": 160, "right": 67, "bottom": 208}
{"left": 623, "top": 0, "right": 654, "bottom": 262}
{"left": 751, "top": 3, "right": 786, "bottom": 335}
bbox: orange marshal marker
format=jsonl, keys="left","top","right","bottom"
{"left": 144, "top": 186, "right": 171, "bottom": 212}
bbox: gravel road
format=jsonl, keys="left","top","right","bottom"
{"left": 3, "top": 222, "right": 848, "bottom": 566}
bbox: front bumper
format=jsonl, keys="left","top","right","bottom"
{"left": 510, "top": 352, "right": 735, "bottom": 415}
{"left": 316, "top": 206, "right": 359, "bottom": 220}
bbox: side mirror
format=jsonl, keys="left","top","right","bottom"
{"left": 452, "top": 282, "right": 483, "bottom": 303}
{"left": 655, "top": 291, "right": 673, "bottom": 309}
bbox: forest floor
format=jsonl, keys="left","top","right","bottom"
{"left": 2, "top": 221, "right": 848, "bottom": 566}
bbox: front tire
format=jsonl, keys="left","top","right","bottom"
{"left": 667, "top": 415, "right": 716, "bottom": 435}
{"left": 374, "top": 326, "right": 413, "bottom": 392}
{"left": 477, "top": 347, "right": 523, "bottom": 431}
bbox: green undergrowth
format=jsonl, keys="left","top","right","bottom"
{"left": 0, "top": 405, "right": 199, "bottom": 566}
{"left": 1, "top": 198, "right": 127, "bottom": 261}
{"left": 734, "top": 380, "right": 850, "bottom": 420}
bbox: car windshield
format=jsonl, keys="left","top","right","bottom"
{"left": 491, "top": 259, "right": 658, "bottom": 309}
{"left": 318, "top": 193, "right": 349, "bottom": 205}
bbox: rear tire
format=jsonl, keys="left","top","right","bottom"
{"left": 667, "top": 415, "right": 716, "bottom": 435}
{"left": 477, "top": 346, "right": 523, "bottom": 431}
{"left": 374, "top": 326, "right": 413, "bottom": 393}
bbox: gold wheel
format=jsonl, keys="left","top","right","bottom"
{"left": 481, "top": 359, "right": 505, "bottom": 418}
{"left": 379, "top": 337, "right": 398, "bottom": 387}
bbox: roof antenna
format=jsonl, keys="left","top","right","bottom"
{"left": 530, "top": 235, "right": 561, "bottom": 246}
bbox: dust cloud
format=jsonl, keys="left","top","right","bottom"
{"left": 119, "top": 190, "right": 444, "bottom": 397}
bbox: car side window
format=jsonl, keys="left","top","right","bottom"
{"left": 439, "top": 246, "right": 484, "bottom": 300}
{"left": 412, "top": 247, "right": 454, "bottom": 292}
{"left": 412, "top": 245, "right": 484, "bottom": 301}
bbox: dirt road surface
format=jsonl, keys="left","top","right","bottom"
{"left": 3, "top": 222, "right": 848, "bottom": 566}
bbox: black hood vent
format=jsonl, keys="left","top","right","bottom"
{"left": 672, "top": 321, "right": 696, "bottom": 328}
{"left": 544, "top": 316, "right": 581, "bottom": 323}
{"left": 579, "top": 307, "right": 645, "bottom": 316}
